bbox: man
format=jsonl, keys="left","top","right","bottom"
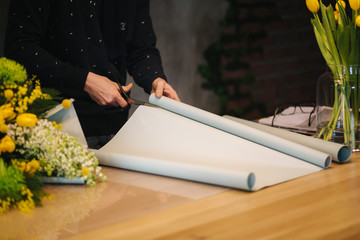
{"left": 5, "top": 0, "right": 180, "bottom": 148}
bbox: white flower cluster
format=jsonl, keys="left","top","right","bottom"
{"left": 7, "top": 119, "right": 106, "bottom": 186}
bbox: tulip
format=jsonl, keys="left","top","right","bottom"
{"left": 306, "top": 0, "right": 320, "bottom": 13}
{"left": 334, "top": 11, "right": 339, "bottom": 23}
{"left": 335, "top": 0, "right": 346, "bottom": 11}
{"left": 0, "top": 104, "right": 15, "bottom": 120}
{"left": 349, "top": 0, "right": 360, "bottom": 10}
{"left": 16, "top": 113, "right": 38, "bottom": 127}
{"left": 0, "top": 135, "right": 15, "bottom": 153}
{"left": 356, "top": 15, "right": 360, "bottom": 27}
{"left": 0, "top": 123, "right": 8, "bottom": 133}
{"left": 62, "top": 99, "right": 71, "bottom": 109}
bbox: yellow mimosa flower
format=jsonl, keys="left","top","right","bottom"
{"left": 335, "top": 0, "right": 346, "bottom": 11}
{"left": 16, "top": 113, "right": 38, "bottom": 127}
{"left": 349, "top": 0, "right": 360, "bottom": 10}
{"left": 62, "top": 99, "right": 71, "bottom": 109}
{"left": 356, "top": 15, "right": 360, "bottom": 27}
{"left": 306, "top": 0, "right": 320, "bottom": 13}
{"left": 4, "top": 89, "right": 14, "bottom": 101}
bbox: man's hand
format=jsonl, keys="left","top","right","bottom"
{"left": 151, "top": 78, "right": 180, "bottom": 101}
{"left": 84, "top": 72, "right": 133, "bottom": 108}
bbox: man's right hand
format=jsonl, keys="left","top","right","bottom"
{"left": 84, "top": 72, "right": 133, "bottom": 108}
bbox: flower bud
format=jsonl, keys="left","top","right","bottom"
{"left": 306, "top": 0, "right": 320, "bottom": 13}
{"left": 16, "top": 113, "right": 38, "bottom": 127}
{"left": 349, "top": 0, "right": 360, "bottom": 10}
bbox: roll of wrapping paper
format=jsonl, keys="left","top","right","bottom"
{"left": 223, "top": 115, "right": 351, "bottom": 163}
{"left": 149, "top": 94, "right": 332, "bottom": 168}
{"left": 95, "top": 94, "right": 329, "bottom": 191}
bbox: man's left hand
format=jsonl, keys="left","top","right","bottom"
{"left": 151, "top": 78, "right": 180, "bottom": 102}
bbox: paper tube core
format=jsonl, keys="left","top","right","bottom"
{"left": 248, "top": 173, "right": 255, "bottom": 189}
{"left": 338, "top": 146, "right": 352, "bottom": 162}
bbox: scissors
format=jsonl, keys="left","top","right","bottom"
{"left": 117, "top": 82, "right": 156, "bottom": 107}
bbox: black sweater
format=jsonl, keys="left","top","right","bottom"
{"left": 5, "top": 0, "right": 167, "bottom": 137}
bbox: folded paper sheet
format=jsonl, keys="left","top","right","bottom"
{"left": 94, "top": 94, "right": 336, "bottom": 191}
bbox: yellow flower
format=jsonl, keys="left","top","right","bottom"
{"left": 0, "top": 104, "right": 15, "bottom": 120}
{"left": 335, "top": 0, "right": 346, "bottom": 11}
{"left": 81, "top": 167, "right": 90, "bottom": 176}
{"left": 356, "top": 15, "right": 360, "bottom": 27}
{"left": 349, "top": 0, "right": 360, "bottom": 10}
{"left": 27, "top": 159, "right": 40, "bottom": 175}
{"left": 16, "top": 113, "right": 38, "bottom": 127}
{"left": 0, "top": 123, "right": 8, "bottom": 133}
{"left": 0, "top": 135, "right": 15, "bottom": 153}
{"left": 306, "top": 0, "right": 320, "bottom": 13}
{"left": 334, "top": 11, "right": 339, "bottom": 23}
{"left": 62, "top": 99, "right": 71, "bottom": 109}
{"left": 4, "top": 89, "right": 13, "bottom": 101}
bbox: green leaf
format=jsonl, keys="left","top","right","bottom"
{"left": 320, "top": 0, "right": 341, "bottom": 66}
{"left": 326, "top": 5, "right": 336, "bottom": 34}
{"left": 348, "top": 28, "right": 360, "bottom": 65}
{"left": 337, "top": 25, "right": 351, "bottom": 66}
{"left": 311, "top": 18, "right": 335, "bottom": 69}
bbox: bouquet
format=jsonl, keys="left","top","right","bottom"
{"left": 0, "top": 57, "right": 106, "bottom": 215}
{"left": 306, "top": 0, "right": 360, "bottom": 148}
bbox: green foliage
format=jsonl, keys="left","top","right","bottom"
{"left": 198, "top": 0, "right": 278, "bottom": 117}
{"left": 0, "top": 57, "right": 27, "bottom": 86}
{"left": 0, "top": 159, "right": 26, "bottom": 202}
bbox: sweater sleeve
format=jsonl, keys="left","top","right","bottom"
{"left": 126, "top": 0, "right": 167, "bottom": 93}
{"left": 4, "top": 0, "right": 88, "bottom": 92}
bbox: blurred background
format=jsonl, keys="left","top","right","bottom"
{"left": 0, "top": 0, "right": 325, "bottom": 120}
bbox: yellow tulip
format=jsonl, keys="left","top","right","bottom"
{"left": 349, "top": 0, "right": 360, "bottom": 10}
{"left": 0, "top": 104, "right": 15, "bottom": 120}
{"left": 62, "top": 99, "right": 71, "bottom": 109}
{"left": 4, "top": 89, "right": 14, "bottom": 101}
{"left": 335, "top": 0, "right": 346, "bottom": 11}
{"left": 334, "top": 11, "right": 339, "bottom": 23}
{"left": 0, "top": 123, "right": 8, "bottom": 133}
{"left": 0, "top": 135, "right": 15, "bottom": 153}
{"left": 306, "top": 0, "right": 320, "bottom": 13}
{"left": 16, "top": 113, "right": 38, "bottom": 127}
{"left": 356, "top": 15, "right": 360, "bottom": 27}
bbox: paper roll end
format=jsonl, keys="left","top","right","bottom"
{"left": 337, "top": 146, "right": 352, "bottom": 163}
{"left": 248, "top": 173, "right": 255, "bottom": 189}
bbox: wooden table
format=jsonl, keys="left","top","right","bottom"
{"left": 1, "top": 154, "right": 359, "bottom": 240}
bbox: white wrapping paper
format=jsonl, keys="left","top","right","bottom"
{"left": 49, "top": 96, "right": 340, "bottom": 191}
{"left": 95, "top": 95, "right": 332, "bottom": 191}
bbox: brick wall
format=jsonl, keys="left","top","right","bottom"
{"left": 225, "top": 0, "right": 325, "bottom": 118}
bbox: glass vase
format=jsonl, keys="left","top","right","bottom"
{"left": 316, "top": 64, "right": 360, "bottom": 151}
